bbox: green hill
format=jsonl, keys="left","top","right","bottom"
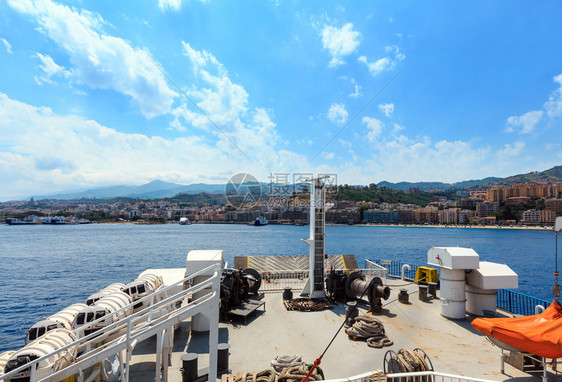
{"left": 484, "top": 165, "right": 562, "bottom": 186}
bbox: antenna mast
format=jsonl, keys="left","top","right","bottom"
{"left": 301, "top": 176, "right": 329, "bottom": 299}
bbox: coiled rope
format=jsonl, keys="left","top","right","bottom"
{"left": 384, "top": 348, "right": 433, "bottom": 382}
{"left": 271, "top": 355, "right": 303, "bottom": 373}
{"left": 279, "top": 364, "right": 322, "bottom": 382}
{"left": 345, "top": 315, "right": 393, "bottom": 348}
{"left": 234, "top": 369, "right": 277, "bottom": 382}
{"left": 233, "top": 364, "right": 322, "bottom": 382}
{"left": 283, "top": 298, "right": 331, "bottom": 312}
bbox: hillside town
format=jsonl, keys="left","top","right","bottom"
{"left": 1, "top": 181, "right": 561, "bottom": 227}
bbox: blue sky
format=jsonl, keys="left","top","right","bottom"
{"left": 0, "top": 0, "right": 561, "bottom": 200}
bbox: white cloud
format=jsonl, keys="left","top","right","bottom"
{"left": 7, "top": 0, "right": 178, "bottom": 118}
{"left": 172, "top": 43, "right": 281, "bottom": 165}
{"left": 158, "top": 0, "right": 209, "bottom": 11}
{"left": 158, "top": 0, "right": 182, "bottom": 11}
{"left": 338, "top": 138, "right": 357, "bottom": 161}
{"left": 545, "top": 143, "right": 559, "bottom": 150}
{"left": 362, "top": 117, "right": 383, "bottom": 141}
{"left": 497, "top": 142, "right": 525, "bottom": 160}
{"left": 0, "top": 92, "right": 316, "bottom": 200}
{"left": 323, "top": 152, "right": 335, "bottom": 160}
{"left": 1, "top": 38, "right": 12, "bottom": 54}
{"left": 358, "top": 45, "right": 405, "bottom": 77}
{"left": 378, "top": 103, "right": 394, "bottom": 118}
{"left": 321, "top": 23, "right": 361, "bottom": 68}
{"left": 34, "top": 53, "right": 71, "bottom": 85}
{"left": 348, "top": 78, "right": 361, "bottom": 98}
{"left": 327, "top": 103, "right": 348, "bottom": 125}
{"left": 505, "top": 110, "right": 543, "bottom": 134}
{"left": 393, "top": 123, "right": 405, "bottom": 132}
{"left": 545, "top": 73, "right": 562, "bottom": 118}
{"left": 182, "top": 42, "right": 223, "bottom": 74}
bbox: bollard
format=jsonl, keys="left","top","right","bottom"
{"left": 418, "top": 285, "right": 429, "bottom": 301}
{"left": 398, "top": 288, "right": 409, "bottom": 304}
{"left": 218, "top": 343, "right": 231, "bottom": 373}
{"left": 180, "top": 353, "right": 198, "bottom": 382}
{"left": 427, "top": 282, "right": 437, "bottom": 298}
{"left": 283, "top": 288, "right": 293, "bottom": 301}
{"left": 345, "top": 301, "right": 359, "bottom": 327}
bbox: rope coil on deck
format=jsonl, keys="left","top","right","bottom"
{"left": 232, "top": 364, "right": 323, "bottom": 382}
{"left": 384, "top": 348, "right": 434, "bottom": 382}
{"left": 278, "top": 364, "right": 322, "bottom": 381}
{"left": 233, "top": 369, "right": 277, "bottom": 382}
{"left": 283, "top": 298, "right": 332, "bottom": 312}
{"left": 271, "top": 355, "right": 303, "bottom": 373}
{"left": 345, "top": 315, "right": 393, "bottom": 348}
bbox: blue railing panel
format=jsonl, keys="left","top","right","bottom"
{"left": 497, "top": 289, "right": 550, "bottom": 316}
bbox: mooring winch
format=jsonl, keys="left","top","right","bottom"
{"left": 219, "top": 268, "right": 261, "bottom": 316}
{"left": 326, "top": 270, "right": 391, "bottom": 310}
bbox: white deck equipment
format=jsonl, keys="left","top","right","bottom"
{"left": 3, "top": 329, "right": 77, "bottom": 381}
{"left": 86, "top": 283, "right": 125, "bottom": 305}
{"left": 25, "top": 302, "right": 87, "bottom": 344}
{"left": 186, "top": 249, "right": 224, "bottom": 332}
{"left": 428, "top": 247, "right": 479, "bottom": 319}
{"left": 465, "top": 261, "right": 518, "bottom": 316}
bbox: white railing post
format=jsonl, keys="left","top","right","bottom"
{"left": 535, "top": 304, "right": 545, "bottom": 315}
{"left": 125, "top": 319, "right": 132, "bottom": 382}
{"left": 155, "top": 330, "right": 163, "bottom": 382}
{"left": 401, "top": 264, "right": 411, "bottom": 280}
{"left": 208, "top": 264, "right": 220, "bottom": 382}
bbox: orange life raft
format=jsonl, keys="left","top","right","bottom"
{"left": 471, "top": 300, "right": 562, "bottom": 359}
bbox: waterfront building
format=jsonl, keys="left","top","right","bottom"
{"left": 539, "top": 210, "right": 556, "bottom": 225}
{"left": 438, "top": 208, "right": 458, "bottom": 224}
{"left": 505, "top": 197, "right": 530, "bottom": 205}
{"left": 521, "top": 210, "right": 540, "bottom": 224}
{"left": 397, "top": 210, "right": 414, "bottom": 224}
{"left": 363, "top": 210, "right": 399, "bottom": 224}
{"left": 486, "top": 182, "right": 562, "bottom": 202}
{"left": 476, "top": 201, "right": 499, "bottom": 217}
{"left": 413, "top": 208, "right": 438, "bottom": 224}
{"left": 546, "top": 199, "right": 562, "bottom": 217}
{"left": 458, "top": 210, "right": 473, "bottom": 224}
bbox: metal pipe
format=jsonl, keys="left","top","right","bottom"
{"left": 535, "top": 305, "right": 545, "bottom": 315}
{"left": 401, "top": 264, "right": 411, "bottom": 280}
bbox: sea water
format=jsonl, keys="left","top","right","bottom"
{"left": 0, "top": 223, "right": 557, "bottom": 352}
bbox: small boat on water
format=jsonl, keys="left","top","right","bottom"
{"left": 179, "top": 217, "right": 190, "bottom": 225}
{"left": 253, "top": 216, "right": 268, "bottom": 226}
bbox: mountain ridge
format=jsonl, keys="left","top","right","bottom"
{"left": 29, "top": 165, "right": 562, "bottom": 200}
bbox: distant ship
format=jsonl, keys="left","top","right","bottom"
{"left": 253, "top": 216, "right": 268, "bottom": 226}
{"left": 5, "top": 215, "right": 41, "bottom": 225}
{"left": 179, "top": 217, "right": 191, "bottom": 225}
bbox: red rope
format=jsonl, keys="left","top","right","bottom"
{"left": 301, "top": 356, "right": 322, "bottom": 382}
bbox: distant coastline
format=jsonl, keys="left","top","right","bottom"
{"left": 93, "top": 220, "right": 553, "bottom": 231}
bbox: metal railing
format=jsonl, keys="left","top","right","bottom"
{"left": 372, "top": 260, "right": 418, "bottom": 281}
{"left": 365, "top": 260, "right": 389, "bottom": 278}
{"left": 325, "top": 370, "right": 496, "bottom": 382}
{"left": 497, "top": 289, "right": 550, "bottom": 316}
{"left": 259, "top": 267, "right": 387, "bottom": 293}
{"left": 259, "top": 270, "right": 309, "bottom": 292}
{"left": 0, "top": 263, "right": 222, "bottom": 382}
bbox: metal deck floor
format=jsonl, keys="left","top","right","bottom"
{"left": 130, "top": 279, "right": 550, "bottom": 381}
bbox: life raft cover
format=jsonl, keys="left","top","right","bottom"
{"left": 471, "top": 300, "right": 562, "bottom": 358}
